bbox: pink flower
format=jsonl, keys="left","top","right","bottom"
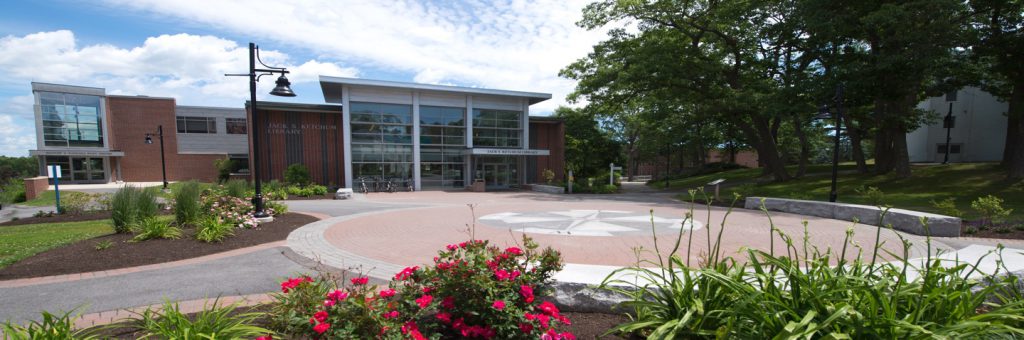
{"left": 379, "top": 288, "right": 396, "bottom": 298}
{"left": 256, "top": 336, "right": 273, "bottom": 340}
{"left": 446, "top": 244, "right": 458, "bottom": 251}
{"left": 350, "top": 277, "right": 369, "bottom": 285}
{"left": 394, "top": 266, "right": 419, "bottom": 281}
{"left": 510, "top": 270, "right": 521, "bottom": 280}
{"left": 326, "top": 289, "right": 348, "bottom": 301}
{"left": 494, "top": 269, "right": 510, "bottom": 281}
{"left": 415, "top": 294, "right": 433, "bottom": 308}
{"left": 520, "top": 285, "right": 535, "bottom": 303}
{"left": 538, "top": 301, "right": 560, "bottom": 316}
{"left": 313, "top": 310, "right": 329, "bottom": 322}
{"left": 519, "top": 322, "right": 534, "bottom": 334}
{"left": 422, "top": 286, "right": 432, "bottom": 294}
{"left": 441, "top": 296, "right": 455, "bottom": 309}
{"left": 435, "top": 312, "right": 452, "bottom": 324}
{"left": 492, "top": 300, "right": 506, "bottom": 310}
{"left": 323, "top": 299, "right": 335, "bottom": 307}
{"left": 313, "top": 322, "right": 331, "bottom": 334}
{"left": 505, "top": 246, "right": 523, "bottom": 255}
{"left": 383, "top": 310, "right": 400, "bottom": 319}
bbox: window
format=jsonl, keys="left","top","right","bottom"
{"left": 39, "top": 92, "right": 104, "bottom": 148}
{"left": 472, "top": 109, "right": 522, "bottom": 148}
{"left": 350, "top": 102, "right": 414, "bottom": 182}
{"left": 176, "top": 116, "right": 217, "bottom": 134}
{"left": 229, "top": 154, "right": 249, "bottom": 173}
{"left": 226, "top": 118, "right": 247, "bottom": 134}
{"left": 936, "top": 144, "right": 961, "bottom": 154}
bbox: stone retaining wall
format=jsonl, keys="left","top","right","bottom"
{"left": 531, "top": 184, "right": 565, "bottom": 194}
{"left": 744, "top": 197, "right": 961, "bottom": 237}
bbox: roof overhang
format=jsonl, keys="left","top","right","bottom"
{"left": 30, "top": 149, "right": 125, "bottom": 157}
{"left": 319, "top": 76, "right": 552, "bottom": 105}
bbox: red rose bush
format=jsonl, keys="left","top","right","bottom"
{"left": 272, "top": 236, "right": 572, "bottom": 339}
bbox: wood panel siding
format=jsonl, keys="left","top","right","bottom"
{"left": 251, "top": 106, "right": 344, "bottom": 187}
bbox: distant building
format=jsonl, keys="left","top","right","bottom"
{"left": 907, "top": 87, "right": 1008, "bottom": 163}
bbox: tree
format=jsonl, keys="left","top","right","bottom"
{"left": 553, "top": 107, "right": 623, "bottom": 178}
{"left": 968, "top": 0, "right": 1024, "bottom": 178}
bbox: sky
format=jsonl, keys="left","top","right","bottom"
{"left": 0, "top": 0, "right": 608, "bottom": 157}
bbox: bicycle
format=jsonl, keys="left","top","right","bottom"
{"left": 358, "top": 177, "right": 369, "bottom": 194}
{"left": 406, "top": 178, "right": 414, "bottom": 192}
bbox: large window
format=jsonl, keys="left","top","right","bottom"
{"left": 39, "top": 92, "right": 104, "bottom": 148}
{"left": 350, "top": 102, "right": 414, "bottom": 181}
{"left": 472, "top": 109, "right": 522, "bottom": 148}
{"left": 176, "top": 116, "right": 217, "bottom": 134}
{"left": 420, "top": 106, "right": 466, "bottom": 189}
{"left": 226, "top": 118, "right": 247, "bottom": 134}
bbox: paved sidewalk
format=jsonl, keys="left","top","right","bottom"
{"left": 0, "top": 204, "right": 56, "bottom": 223}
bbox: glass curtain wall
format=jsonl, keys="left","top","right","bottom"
{"left": 349, "top": 102, "right": 414, "bottom": 184}
{"left": 472, "top": 109, "right": 522, "bottom": 148}
{"left": 419, "top": 106, "right": 466, "bottom": 189}
{"left": 39, "top": 92, "right": 104, "bottom": 147}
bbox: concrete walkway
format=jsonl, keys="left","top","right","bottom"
{"left": 0, "top": 204, "right": 57, "bottom": 223}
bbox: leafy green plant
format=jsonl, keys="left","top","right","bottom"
{"left": 1, "top": 310, "right": 100, "bottom": 340}
{"left": 224, "top": 179, "right": 252, "bottom": 198}
{"left": 213, "top": 157, "right": 234, "bottom": 184}
{"left": 173, "top": 181, "right": 202, "bottom": 226}
{"left": 931, "top": 197, "right": 963, "bottom": 218}
{"left": 602, "top": 194, "right": 1024, "bottom": 339}
{"left": 972, "top": 195, "right": 1013, "bottom": 225}
{"left": 591, "top": 184, "right": 619, "bottom": 194}
{"left": 284, "top": 163, "right": 311, "bottom": 186}
{"left": 132, "top": 217, "right": 182, "bottom": 241}
{"left": 263, "top": 180, "right": 289, "bottom": 200}
{"left": 33, "top": 210, "right": 56, "bottom": 218}
{"left": 855, "top": 185, "right": 886, "bottom": 206}
{"left": 119, "top": 299, "right": 272, "bottom": 339}
{"left": 963, "top": 226, "right": 977, "bottom": 235}
{"left": 268, "top": 275, "right": 333, "bottom": 335}
{"left": 57, "top": 192, "right": 96, "bottom": 214}
{"left": 195, "top": 216, "right": 234, "bottom": 243}
{"left": 94, "top": 240, "right": 113, "bottom": 251}
{"left": 265, "top": 200, "right": 289, "bottom": 215}
{"left": 543, "top": 168, "right": 555, "bottom": 185}
{"left": 111, "top": 186, "right": 159, "bottom": 233}
{"left": 0, "top": 179, "right": 26, "bottom": 205}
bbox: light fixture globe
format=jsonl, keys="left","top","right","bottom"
{"left": 145, "top": 134, "right": 153, "bottom": 144}
{"left": 270, "top": 75, "right": 296, "bottom": 97}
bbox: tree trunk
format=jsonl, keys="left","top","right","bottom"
{"left": 847, "top": 123, "right": 870, "bottom": 174}
{"left": 791, "top": 114, "right": 810, "bottom": 177}
{"left": 743, "top": 116, "right": 790, "bottom": 181}
{"left": 1006, "top": 81, "right": 1024, "bottom": 179}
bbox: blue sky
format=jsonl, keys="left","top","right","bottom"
{"left": 0, "top": 0, "right": 605, "bottom": 156}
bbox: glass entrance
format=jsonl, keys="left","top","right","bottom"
{"left": 473, "top": 156, "right": 519, "bottom": 189}
{"left": 46, "top": 156, "right": 106, "bottom": 182}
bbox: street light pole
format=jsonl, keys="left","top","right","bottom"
{"left": 144, "top": 125, "right": 168, "bottom": 190}
{"left": 942, "top": 92, "right": 956, "bottom": 164}
{"left": 226, "top": 42, "right": 296, "bottom": 221}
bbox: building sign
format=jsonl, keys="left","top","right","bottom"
{"left": 468, "top": 148, "right": 550, "bottom": 156}
{"left": 267, "top": 123, "right": 338, "bottom": 135}
{"left": 30, "top": 150, "right": 125, "bottom": 157}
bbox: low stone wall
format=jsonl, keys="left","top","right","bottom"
{"left": 744, "top": 197, "right": 961, "bottom": 237}
{"left": 23, "top": 176, "right": 49, "bottom": 201}
{"left": 531, "top": 184, "right": 565, "bottom": 194}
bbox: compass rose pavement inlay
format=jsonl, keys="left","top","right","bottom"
{"left": 478, "top": 210, "right": 703, "bottom": 237}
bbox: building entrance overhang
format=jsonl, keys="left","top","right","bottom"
{"left": 30, "top": 149, "right": 125, "bottom": 157}
{"left": 465, "top": 148, "right": 550, "bottom": 156}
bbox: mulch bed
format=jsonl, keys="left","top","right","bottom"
{"left": 0, "top": 213, "right": 318, "bottom": 280}
{"left": 962, "top": 221, "right": 1024, "bottom": 240}
{"left": 0, "top": 211, "right": 113, "bottom": 227}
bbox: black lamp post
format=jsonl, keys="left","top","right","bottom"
{"left": 144, "top": 125, "right": 168, "bottom": 190}
{"left": 943, "top": 90, "right": 957, "bottom": 164}
{"left": 226, "top": 42, "right": 296, "bottom": 219}
{"left": 815, "top": 84, "right": 845, "bottom": 203}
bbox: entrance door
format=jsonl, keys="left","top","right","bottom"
{"left": 71, "top": 157, "right": 106, "bottom": 182}
{"left": 480, "top": 164, "right": 510, "bottom": 189}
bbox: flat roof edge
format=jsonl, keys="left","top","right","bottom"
{"left": 319, "top": 76, "right": 552, "bottom": 103}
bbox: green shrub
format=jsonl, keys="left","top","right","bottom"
{"left": 269, "top": 275, "right": 333, "bottom": 335}
{"left": 284, "top": 163, "right": 311, "bottom": 186}
{"left": 603, "top": 200, "right": 1024, "bottom": 339}
{"left": 855, "top": 185, "right": 886, "bottom": 206}
{"left": 173, "top": 181, "right": 203, "bottom": 226}
{"left": 195, "top": 216, "right": 235, "bottom": 243}
{"left": 119, "top": 300, "right": 272, "bottom": 339}
{"left": 0, "top": 179, "right": 26, "bottom": 204}
{"left": 111, "top": 186, "right": 142, "bottom": 233}
{"left": 931, "top": 197, "right": 963, "bottom": 218}
{"left": 56, "top": 191, "right": 95, "bottom": 214}
{"left": 136, "top": 187, "right": 159, "bottom": 220}
{"left": 543, "top": 168, "right": 555, "bottom": 185}
{"left": 225, "top": 179, "right": 252, "bottom": 198}
{"left": 265, "top": 200, "right": 289, "bottom": 215}
{"left": 308, "top": 184, "right": 328, "bottom": 195}
{"left": 1, "top": 310, "right": 100, "bottom": 340}
{"left": 94, "top": 240, "right": 113, "bottom": 251}
{"left": 971, "top": 195, "right": 1013, "bottom": 225}
{"left": 591, "top": 184, "right": 618, "bottom": 194}
{"left": 132, "top": 217, "right": 182, "bottom": 241}
{"left": 213, "top": 157, "right": 234, "bottom": 184}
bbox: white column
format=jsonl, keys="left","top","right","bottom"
{"left": 521, "top": 98, "right": 529, "bottom": 150}
{"left": 465, "top": 95, "right": 474, "bottom": 184}
{"left": 342, "top": 85, "right": 353, "bottom": 188}
{"left": 412, "top": 91, "right": 421, "bottom": 191}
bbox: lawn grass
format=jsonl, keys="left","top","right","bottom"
{"left": 668, "top": 163, "right": 1023, "bottom": 220}
{"left": 161, "top": 181, "right": 216, "bottom": 198}
{"left": 20, "top": 191, "right": 94, "bottom": 207}
{"left": 0, "top": 219, "right": 116, "bottom": 269}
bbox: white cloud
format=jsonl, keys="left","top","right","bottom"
{"left": 98, "top": 0, "right": 607, "bottom": 113}
{"left": 0, "top": 30, "right": 358, "bottom": 107}
{"left": 0, "top": 114, "right": 35, "bottom": 157}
